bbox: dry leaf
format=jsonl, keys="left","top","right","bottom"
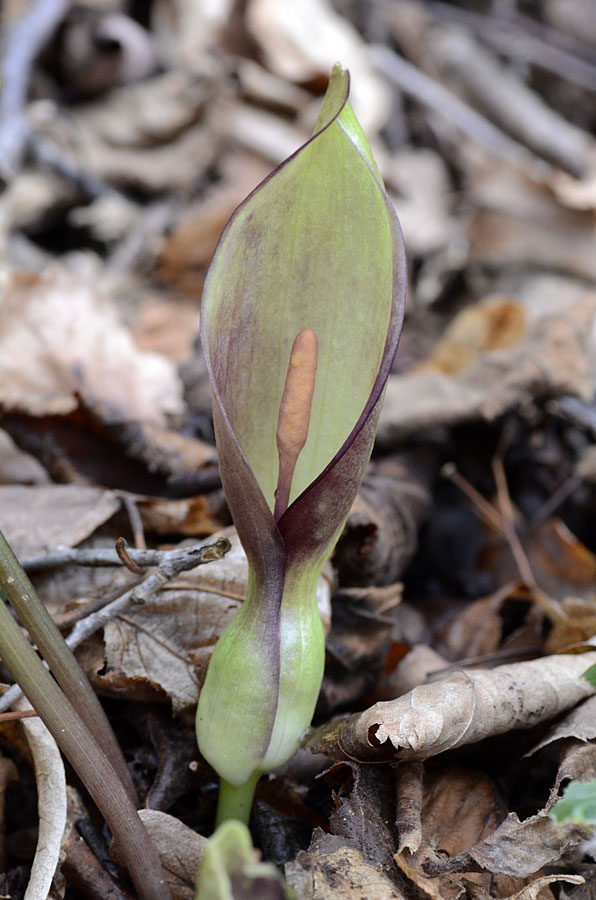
{"left": 529, "top": 694, "right": 596, "bottom": 757}
{"left": 111, "top": 810, "right": 207, "bottom": 900}
{"left": 286, "top": 834, "right": 407, "bottom": 900}
{"left": 101, "top": 531, "right": 332, "bottom": 713}
{"left": 0, "top": 266, "right": 183, "bottom": 425}
{"left": 245, "top": 0, "right": 390, "bottom": 134}
{"left": 0, "top": 430, "right": 49, "bottom": 486}
{"left": 308, "top": 652, "right": 596, "bottom": 764}
{"left": 394, "top": 766, "right": 518, "bottom": 900}
{"left": 462, "top": 874, "right": 583, "bottom": 900}
{"left": 0, "top": 484, "right": 120, "bottom": 558}
{"left": 29, "top": 65, "right": 230, "bottom": 192}
{"left": 378, "top": 289, "right": 596, "bottom": 445}
{"left": 453, "top": 812, "right": 592, "bottom": 879}
{"left": 17, "top": 698, "right": 67, "bottom": 900}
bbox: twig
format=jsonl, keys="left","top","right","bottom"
{"left": 0, "top": 537, "right": 231, "bottom": 714}
{"left": 369, "top": 44, "right": 549, "bottom": 175}
{"left": 118, "top": 493, "right": 147, "bottom": 550}
{"left": 0, "top": 709, "right": 39, "bottom": 721}
{"left": 21, "top": 545, "right": 208, "bottom": 572}
{"left": 0, "top": 0, "right": 70, "bottom": 180}
{"left": 442, "top": 461, "right": 566, "bottom": 623}
{"left": 115, "top": 537, "right": 145, "bottom": 574}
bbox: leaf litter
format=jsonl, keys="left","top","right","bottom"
{"left": 2, "top": 0, "right": 596, "bottom": 897}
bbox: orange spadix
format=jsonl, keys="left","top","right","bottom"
{"left": 274, "top": 328, "right": 318, "bottom": 520}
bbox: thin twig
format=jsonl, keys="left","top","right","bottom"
{"left": 443, "top": 461, "right": 566, "bottom": 623}
{"left": 119, "top": 493, "right": 147, "bottom": 550}
{"left": 0, "top": 709, "right": 39, "bottom": 721}
{"left": 21, "top": 546, "right": 203, "bottom": 572}
{"left": 116, "top": 537, "right": 145, "bottom": 574}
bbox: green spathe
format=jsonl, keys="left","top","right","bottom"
{"left": 196, "top": 64, "right": 406, "bottom": 815}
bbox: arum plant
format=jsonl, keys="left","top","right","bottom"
{"left": 196, "top": 64, "right": 407, "bottom": 825}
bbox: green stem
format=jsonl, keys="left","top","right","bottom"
{"left": 0, "top": 598, "right": 171, "bottom": 900}
{"left": 0, "top": 529, "right": 137, "bottom": 805}
{"left": 216, "top": 772, "right": 261, "bottom": 827}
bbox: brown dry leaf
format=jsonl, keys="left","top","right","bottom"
{"left": 394, "top": 766, "right": 522, "bottom": 900}
{"left": 529, "top": 694, "right": 596, "bottom": 757}
{"left": 468, "top": 165, "right": 596, "bottom": 281}
{"left": 245, "top": 0, "right": 390, "bottom": 134}
{"left": 0, "top": 484, "right": 120, "bottom": 558}
{"left": 100, "top": 531, "right": 332, "bottom": 713}
{"left": 29, "top": 64, "right": 230, "bottom": 192}
{"left": 111, "top": 810, "right": 207, "bottom": 900}
{"left": 377, "top": 645, "right": 449, "bottom": 701}
{"left": 307, "top": 652, "right": 596, "bottom": 764}
{"left": 285, "top": 834, "right": 407, "bottom": 900}
{"left": 157, "top": 152, "right": 270, "bottom": 294}
{"left": 137, "top": 495, "right": 226, "bottom": 538}
{"left": 378, "top": 288, "right": 596, "bottom": 445}
{"left": 462, "top": 874, "right": 583, "bottom": 900}
{"left": 0, "top": 430, "right": 49, "bottom": 486}
{"left": 0, "top": 266, "right": 183, "bottom": 426}
{"left": 334, "top": 453, "right": 435, "bottom": 587}
{"left": 441, "top": 812, "right": 593, "bottom": 879}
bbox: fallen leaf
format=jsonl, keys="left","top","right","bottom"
{"left": 0, "top": 484, "right": 120, "bottom": 558}
{"left": 439, "top": 812, "right": 593, "bottom": 879}
{"left": 307, "top": 652, "right": 596, "bottom": 763}
{"left": 394, "top": 766, "right": 519, "bottom": 900}
{"left": 378, "top": 289, "right": 596, "bottom": 445}
{"left": 462, "top": 874, "right": 583, "bottom": 900}
{"left": 245, "top": 0, "right": 390, "bottom": 134}
{"left": 29, "top": 64, "right": 230, "bottom": 192}
{"left": 0, "top": 266, "right": 183, "bottom": 426}
{"left": 112, "top": 809, "right": 207, "bottom": 900}
{"left": 285, "top": 833, "right": 408, "bottom": 900}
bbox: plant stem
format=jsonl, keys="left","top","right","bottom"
{"left": 0, "top": 529, "right": 138, "bottom": 804}
{"left": 216, "top": 772, "right": 261, "bottom": 827}
{"left": 0, "top": 597, "right": 171, "bottom": 900}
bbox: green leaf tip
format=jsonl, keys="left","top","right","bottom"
{"left": 196, "top": 64, "right": 407, "bottom": 814}
{"left": 195, "top": 820, "right": 295, "bottom": 900}
{"left": 551, "top": 778, "right": 596, "bottom": 824}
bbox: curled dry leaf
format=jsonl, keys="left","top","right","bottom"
{"left": 0, "top": 484, "right": 120, "bottom": 559}
{"left": 308, "top": 652, "right": 596, "bottom": 764}
{"left": 101, "top": 531, "right": 332, "bottom": 713}
{"left": 16, "top": 699, "right": 67, "bottom": 900}
{"left": 0, "top": 266, "right": 183, "bottom": 426}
